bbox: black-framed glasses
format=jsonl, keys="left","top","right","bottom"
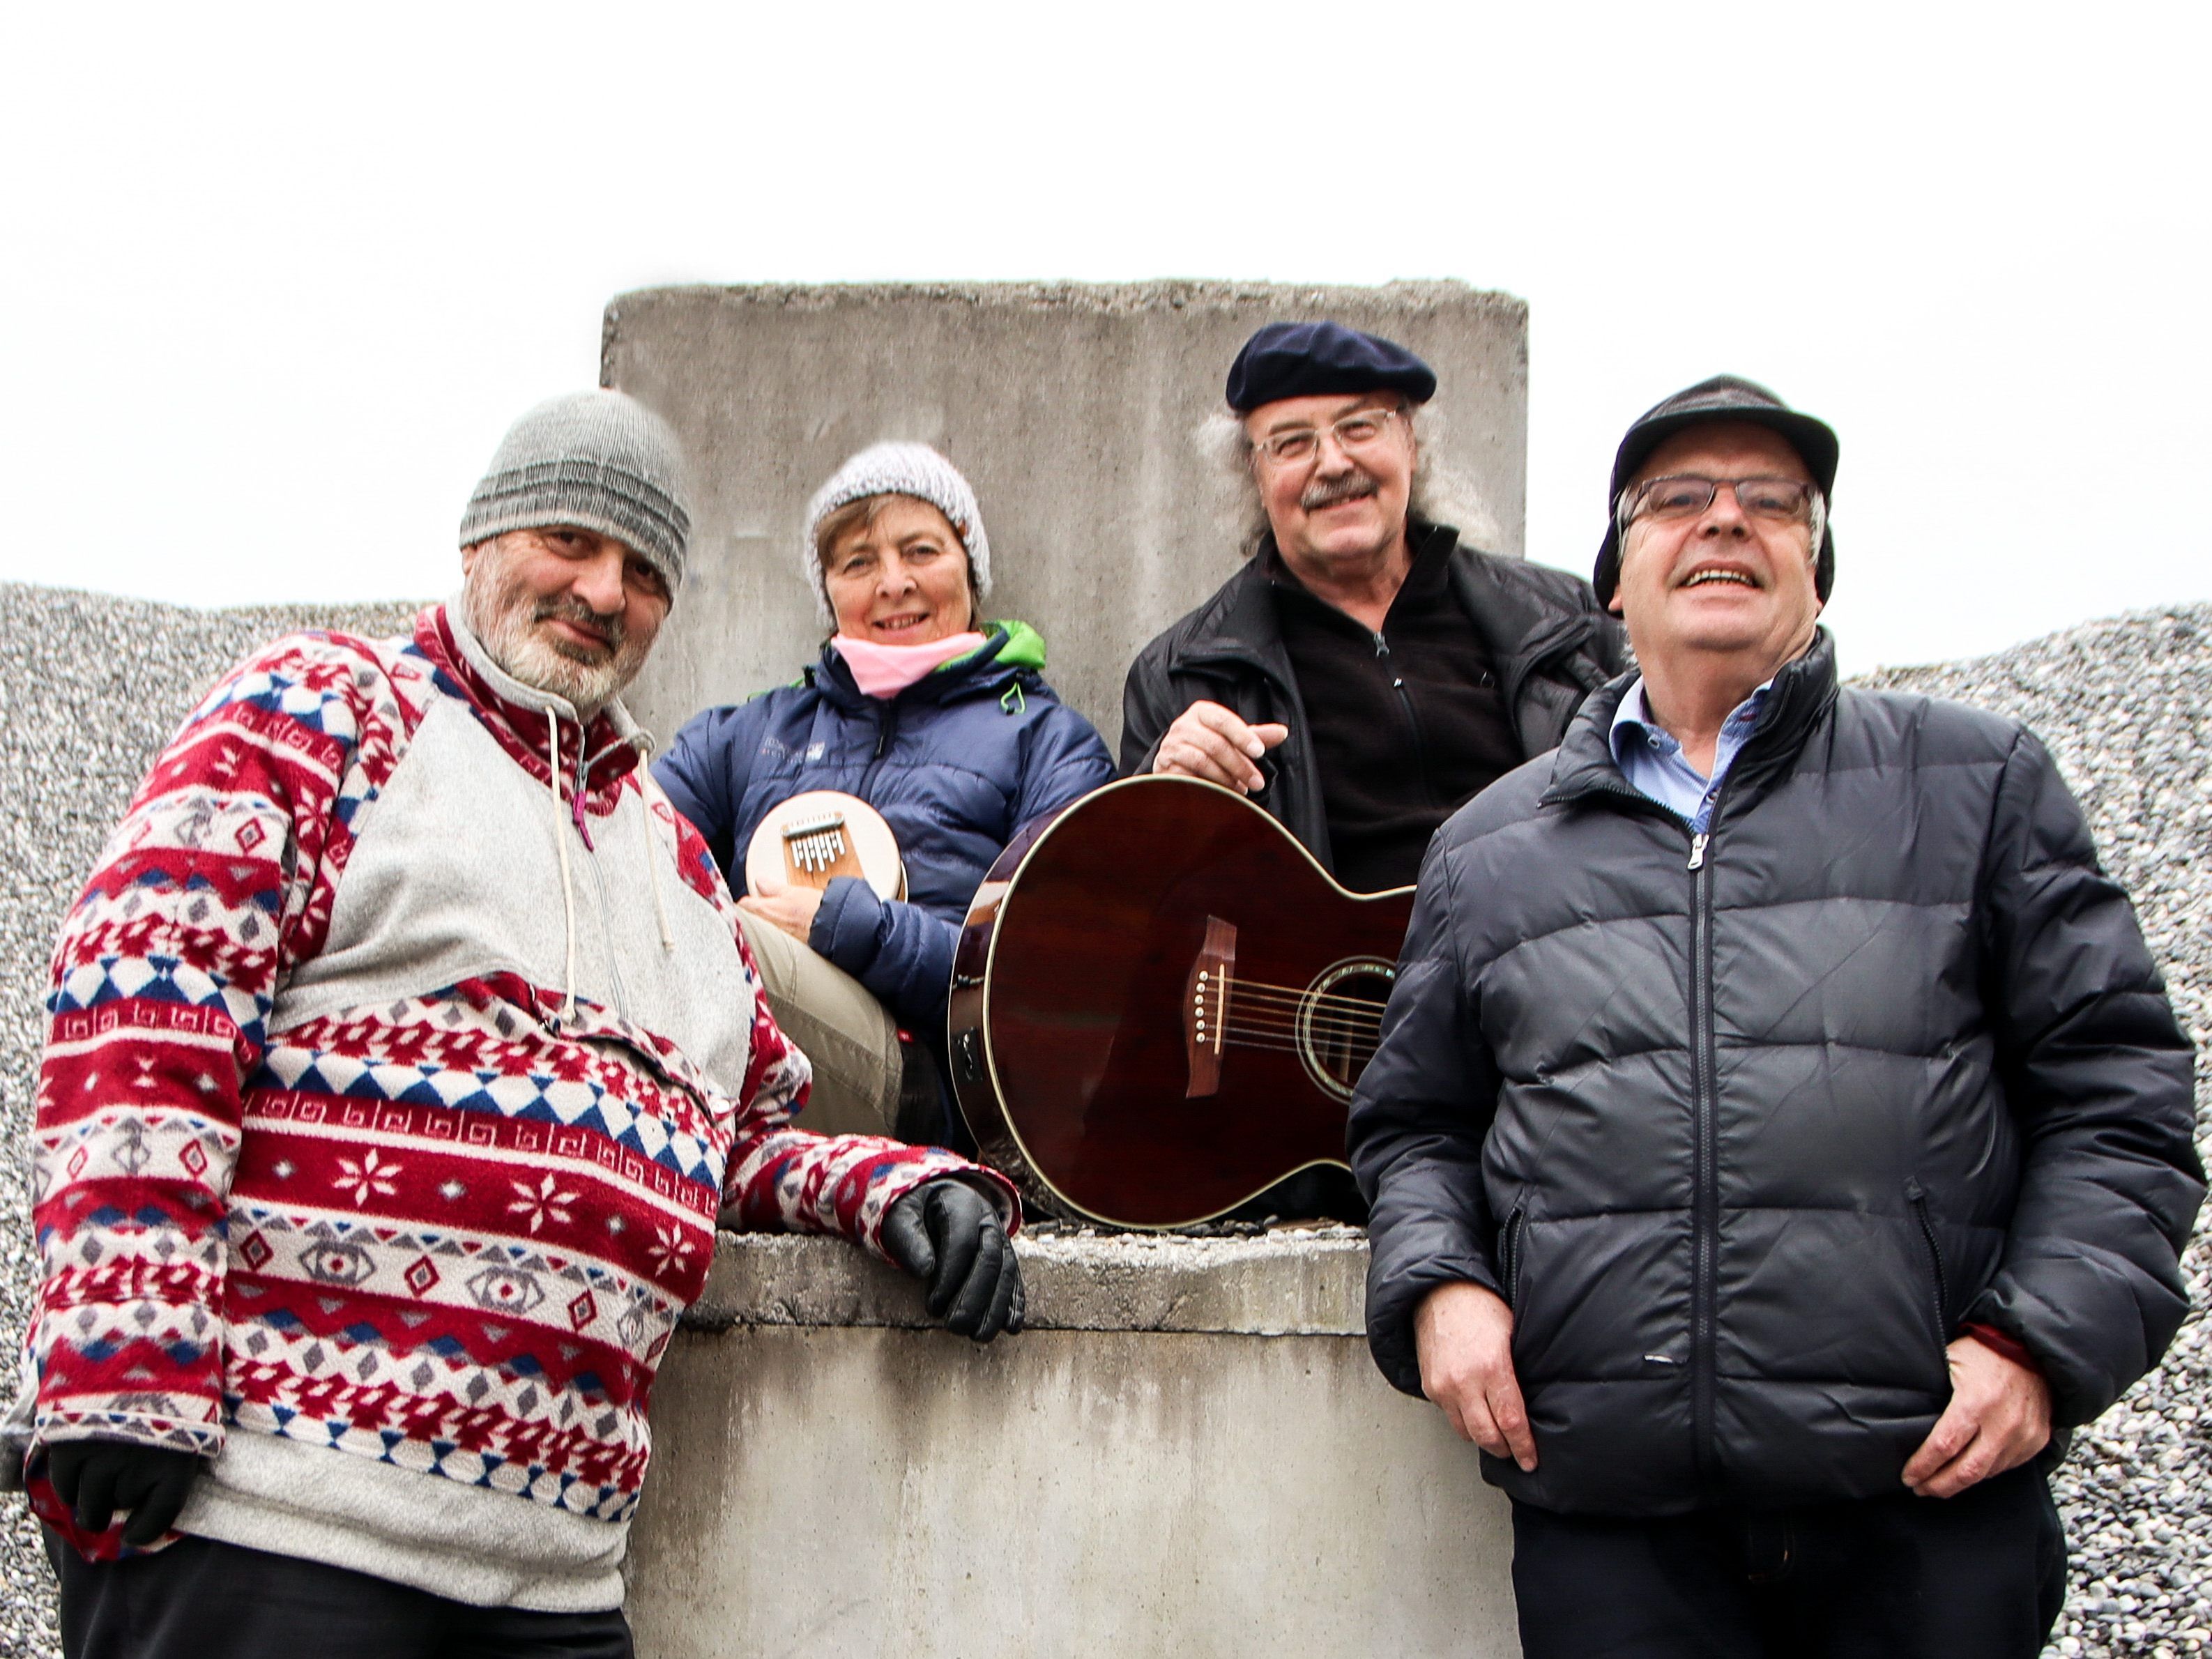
{"left": 1251, "top": 406, "right": 1404, "bottom": 466}
{"left": 1623, "top": 475, "right": 1819, "bottom": 526}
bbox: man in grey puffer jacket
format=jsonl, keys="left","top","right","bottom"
{"left": 1350, "top": 376, "right": 2202, "bottom": 1659}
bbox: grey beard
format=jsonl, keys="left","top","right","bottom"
{"left": 464, "top": 567, "right": 643, "bottom": 717}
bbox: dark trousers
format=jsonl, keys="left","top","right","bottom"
{"left": 1511, "top": 1463, "right": 2067, "bottom": 1659}
{"left": 46, "top": 1529, "right": 634, "bottom": 1659}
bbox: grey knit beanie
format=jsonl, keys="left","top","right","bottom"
{"left": 459, "top": 390, "right": 692, "bottom": 598}
{"left": 800, "top": 443, "right": 992, "bottom": 624}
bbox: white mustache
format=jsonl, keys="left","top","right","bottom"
{"left": 1302, "top": 475, "right": 1378, "bottom": 511}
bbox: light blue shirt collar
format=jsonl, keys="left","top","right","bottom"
{"left": 1607, "top": 677, "right": 1774, "bottom": 834}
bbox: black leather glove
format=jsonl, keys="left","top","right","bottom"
{"left": 882, "top": 1179, "right": 1025, "bottom": 1343}
{"left": 46, "top": 1439, "right": 203, "bottom": 1547}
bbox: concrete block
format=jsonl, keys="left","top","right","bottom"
{"left": 624, "top": 1230, "right": 1518, "bottom": 1657}
{"left": 601, "top": 281, "right": 1527, "bottom": 748}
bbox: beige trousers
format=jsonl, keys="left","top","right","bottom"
{"left": 739, "top": 916, "right": 904, "bottom": 1136}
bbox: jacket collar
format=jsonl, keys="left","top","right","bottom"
{"left": 1446, "top": 538, "right": 1603, "bottom": 702}
{"left": 1166, "top": 525, "right": 1465, "bottom": 686}
{"left": 1179, "top": 520, "right": 1599, "bottom": 687}
{"left": 417, "top": 602, "right": 646, "bottom": 803}
{"left": 1542, "top": 629, "right": 1840, "bottom": 815}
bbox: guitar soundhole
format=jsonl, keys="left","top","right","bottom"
{"left": 1295, "top": 957, "right": 1395, "bottom": 1103}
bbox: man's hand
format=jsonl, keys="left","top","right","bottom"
{"left": 46, "top": 1439, "right": 201, "bottom": 1547}
{"left": 881, "top": 1179, "right": 1024, "bottom": 1343}
{"left": 1901, "top": 1336, "right": 2052, "bottom": 1499}
{"left": 738, "top": 881, "right": 823, "bottom": 945}
{"left": 1414, "top": 1280, "right": 1536, "bottom": 1471}
{"left": 1152, "top": 701, "right": 1290, "bottom": 795}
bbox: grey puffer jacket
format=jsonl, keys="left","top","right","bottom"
{"left": 1118, "top": 523, "right": 1627, "bottom": 876}
{"left": 1350, "top": 632, "right": 2202, "bottom": 1517}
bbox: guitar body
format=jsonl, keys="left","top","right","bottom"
{"left": 948, "top": 775, "right": 1414, "bottom": 1229}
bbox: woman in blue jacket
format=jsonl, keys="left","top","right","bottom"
{"left": 654, "top": 443, "right": 1115, "bottom": 1149}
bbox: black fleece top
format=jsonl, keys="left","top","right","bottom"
{"left": 1266, "top": 526, "right": 1523, "bottom": 892}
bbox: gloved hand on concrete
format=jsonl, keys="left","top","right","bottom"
{"left": 882, "top": 1178, "right": 1024, "bottom": 1343}
{"left": 46, "top": 1439, "right": 203, "bottom": 1547}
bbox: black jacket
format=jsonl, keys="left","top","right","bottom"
{"left": 1118, "top": 524, "right": 1629, "bottom": 875}
{"left": 1350, "top": 633, "right": 2202, "bottom": 1516}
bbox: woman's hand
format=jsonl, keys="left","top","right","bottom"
{"left": 738, "top": 882, "right": 823, "bottom": 944}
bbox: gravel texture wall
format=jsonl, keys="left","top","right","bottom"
{"left": 0, "top": 586, "right": 2204, "bottom": 1658}
{"left": 0, "top": 588, "right": 424, "bottom": 1657}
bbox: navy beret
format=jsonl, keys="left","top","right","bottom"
{"left": 1225, "top": 321, "right": 1437, "bottom": 412}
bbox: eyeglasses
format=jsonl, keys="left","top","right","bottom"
{"left": 1251, "top": 406, "right": 1405, "bottom": 467}
{"left": 1622, "top": 475, "right": 1819, "bottom": 526}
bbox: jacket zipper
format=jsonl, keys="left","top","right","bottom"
{"left": 1534, "top": 773, "right": 1724, "bottom": 1480}
{"left": 1905, "top": 1178, "right": 1951, "bottom": 1351}
{"left": 1500, "top": 1205, "right": 1527, "bottom": 1309}
{"left": 1687, "top": 815, "right": 1718, "bottom": 1486}
{"left": 860, "top": 701, "right": 901, "bottom": 798}
{"left": 1679, "top": 750, "right": 1750, "bottom": 1492}
{"left": 1546, "top": 689, "right": 1822, "bottom": 1493}
{"left": 1372, "top": 631, "right": 1442, "bottom": 807}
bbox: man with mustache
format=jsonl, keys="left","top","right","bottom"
{"left": 10, "top": 390, "right": 1023, "bottom": 1658}
{"left": 1122, "top": 321, "right": 1626, "bottom": 897}
{"left": 1351, "top": 377, "right": 2202, "bottom": 1657}
{"left": 1120, "top": 321, "right": 1625, "bottom": 1216}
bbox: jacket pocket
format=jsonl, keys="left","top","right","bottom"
{"left": 1497, "top": 1205, "right": 1527, "bottom": 1310}
{"left": 1905, "top": 1177, "right": 1951, "bottom": 1354}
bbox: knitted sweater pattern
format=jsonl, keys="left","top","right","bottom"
{"left": 17, "top": 605, "right": 991, "bottom": 1606}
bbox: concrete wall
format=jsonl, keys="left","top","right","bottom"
{"left": 623, "top": 1230, "right": 1519, "bottom": 1658}
{"left": 600, "top": 281, "right": 1528, "bottom": 748}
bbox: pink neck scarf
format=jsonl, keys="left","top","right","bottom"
{"left": 832, "top": 631, "right": 989, "bottom": 698}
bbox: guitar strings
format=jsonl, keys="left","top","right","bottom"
{"left": 1214, "top": 993, "right": 1386, "bottom": 1029}
{"left": 1213, "top": 995, "right": 1387, "bottom": 1030}
{"left": 1210, "top": 1014, "right": 1383, "bottom": 1046}
{"left": 1212, "top": 1001, "right": 1385, "bottom": 1037}
{"left": 1207, "top": 1018, "right": 1382, "bottom": 1048}
{"left": 1214, "top": 1009, "right": 1382, "bottom": 1040}
{"left": 1219, "top": 976, "right": 1393, "bottom": 1012}
{"left": 1212, "top": 1026, "right": 1380, "bottom": 1053}
{"left": 1216, "top": 995, "right": 1385, "bottom": 1025}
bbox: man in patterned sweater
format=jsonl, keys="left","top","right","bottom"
{"left": 8, "top": 390, "right": 1023, "bottom": 1658}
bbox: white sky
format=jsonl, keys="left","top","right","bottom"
{"left": 5, "top": 2, "right": 2206, "bottom": 675}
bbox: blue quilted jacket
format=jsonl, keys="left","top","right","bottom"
{"left": 653, "top": 621, "right": 1115, "bottom": 1047}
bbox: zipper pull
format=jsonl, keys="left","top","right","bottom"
{"left": 1372, "top": 632, "right": 1390, "bottom": 658}
{"left": 1687, "top": 832, "right": 1709, "bottom": 871}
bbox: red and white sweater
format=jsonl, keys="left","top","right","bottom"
{"left": 13, "top": 604, "right": 1009, "bottom": 1609}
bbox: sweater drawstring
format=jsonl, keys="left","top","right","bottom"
{"left": 547, "top": 717, "right": 579, "bottom": 1016}
{"left": 631, "top": 731, "right": 678, "bottom": 955}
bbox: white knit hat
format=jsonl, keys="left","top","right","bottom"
{"left": 800, "top": 443, "right": 993, "bottom": 624}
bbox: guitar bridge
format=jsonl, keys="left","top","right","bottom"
{"left": 1183, "top": 916, "right": 1237, "bottom": 1099}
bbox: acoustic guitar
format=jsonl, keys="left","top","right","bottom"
{"left": 743, "top": 790, "right": 906, "bottom": 902}
{"left": 947, "top": 775, "right": 1414, "bottom": 1228}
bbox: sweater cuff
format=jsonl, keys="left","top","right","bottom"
{"left": 1963, "top": 1322, "right": 2041, "bottom": 1374}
